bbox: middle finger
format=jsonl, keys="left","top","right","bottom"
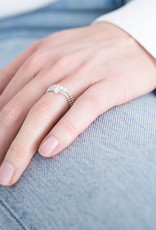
{"left": 0, "top": 74, "right": 89, "bottom": 185}
{"left": 0, "top": 50, "right": 89, "bottom": 162}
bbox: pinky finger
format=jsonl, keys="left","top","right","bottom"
{"left": 39, "top": 79, "right": 120, "bottom": 158}
{"left": 0, "top": 39, "right": 41, "bottom": 94}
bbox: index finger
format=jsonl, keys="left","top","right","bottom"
{"left": 0, "top": 79, "right": 75, "bottom": 186}
{"left": 0, "top": 40, "right": 41, "bottom": 95}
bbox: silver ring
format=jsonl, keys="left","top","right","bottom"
{"left": 46, "top": 84, "right": 75, "bottom": 108}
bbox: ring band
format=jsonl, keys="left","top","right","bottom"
{"left": 46, "top": 84, "right": 75, "bottom": 108}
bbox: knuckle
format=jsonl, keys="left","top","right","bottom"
{"left": 58, "top": 118, "right": 79, "bottom": 138}
{"left": 30, "top": 101, "right": 50, "bottom": 119}
{"left": 74, "top": 60, "right": 96, "bottom": 87}
{"left": 56, "top": 55, "right": 73, "bottom": 69}
{"left": 27, "top": 52, "right": 44, "bottom": 69}
{"left": 1, "top": 104, "right": 22, "bottom": 125}
{"left": 79, "top": 61, "right": 91, "bottom": 73}
{"left": 80, "top": 92, "right": 101, "bottom": 116}
{"left": 31, "top": 39, "right": 42, "bottom": 48}
{"left": 28, "top": 40, "right": 41, "bottom": 53}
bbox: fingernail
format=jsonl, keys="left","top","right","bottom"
{"left": 0, "top": 162, "right": 14, "bottom": 185}
{"left": 39, "top": 136, "right": 59, "bottom": 157}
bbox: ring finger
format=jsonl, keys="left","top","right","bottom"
{"left": 0, "top": 41, "right": 91, "bottom": 111}
{"left": 0, "top": 75, "right": 89, "bottom": 185}
{"left": 0, "top": 49, "right": 89, "bottom": 162}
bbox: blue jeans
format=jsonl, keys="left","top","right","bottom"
{"left": 0, "top": 1, "right": 156, "bottom": 229}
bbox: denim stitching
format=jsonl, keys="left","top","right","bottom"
{"left": 0, "top": 199, "right": 27, "bottom": 230}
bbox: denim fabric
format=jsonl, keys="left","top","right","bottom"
{"left": 0, "top": 0, "right": 156, "bottom": 230}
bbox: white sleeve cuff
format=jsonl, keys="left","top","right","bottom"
{"left": 92, "top": 0, "right": 156, "bottom": 59}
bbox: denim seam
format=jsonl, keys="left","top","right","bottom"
{"left": 0, "top": 199, "right": 27, "bottom": 230}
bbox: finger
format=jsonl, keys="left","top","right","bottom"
{"left": 0, "top": 46, "right": 52, "bottom": 111}
{"left": 0, "top": 52, "right": 89, "bottom": 163}
{"left": 39, "top": 78, "right": 121, "bottom": 158}
{"left": 0, "top": 76, "right": 44, "bottom": 164}
{"left": 0, "top": 41, "right": 90, "bottom": 111}
{"left": 0, "top": 40, "right": 41, "bottom": 95}
{"left": 0, "top": 74, "right": 89, "bottom": 186}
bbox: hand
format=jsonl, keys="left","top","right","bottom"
{"left": 0, "top": 22, "right": 156, "bottom": 186}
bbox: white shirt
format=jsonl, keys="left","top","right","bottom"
{"left": 93, "top": 0, "right": 156, "bottom": 59}
{"left": 0, "top": 0, "right": 156, "bottom": 59}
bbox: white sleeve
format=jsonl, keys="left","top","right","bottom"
{"left": 92, "top": 0, "right": 156, "bottom": 59}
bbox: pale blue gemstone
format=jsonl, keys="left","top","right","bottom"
{"left": 54, "top": 88, "right": 60, "bottom": 94}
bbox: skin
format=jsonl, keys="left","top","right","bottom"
{"left": 0, "top": 22, "right": 156, "bottom": 186}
